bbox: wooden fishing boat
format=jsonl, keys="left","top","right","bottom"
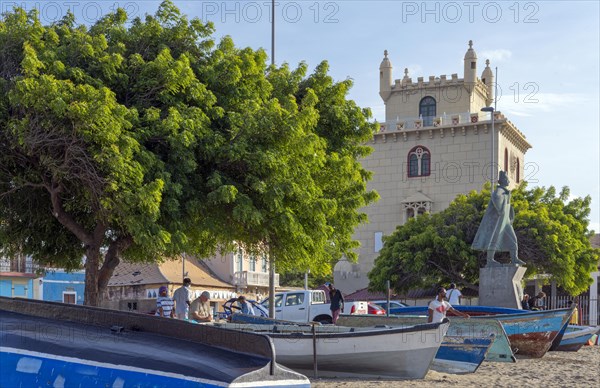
{"left": 0, "top": 297, "right": 309, "bottom": 388}
{"left": 337, "top": 314, "right": 515, "bottom": 365}
{"left": 554, "top": 325, "right": 600, "bottom": 352}
{"left": 215, "top": 318, "right": 450, "bottom": 379}
{"left": 388, "top": 305, "right": 574, "bottom": 358}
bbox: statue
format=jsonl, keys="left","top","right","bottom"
{"left": 472, "top": 171, "right": 526, "bottom": 267}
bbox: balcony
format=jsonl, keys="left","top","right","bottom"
{"left": 0, "top": 256, "right": 39, "bottom": 274}
{"left": 378, "top": 111, "right": 500, "bottom": 132}
{"left": 233, "top": 270, "right": 279, "bottom": 288}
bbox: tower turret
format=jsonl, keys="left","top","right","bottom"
{"left": 379, "top": 50, "right": 393, "bottom": 101}
{"left": 463, "top": 40, "right": 477, "bottom": 85}
{"left": 481, "top": 59, "right": 494, "bottom": 106}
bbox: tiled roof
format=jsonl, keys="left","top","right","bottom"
{"left": 343, "top": 287, "right": 401, "bottom": 301}
{"left": 108, "top": 262, "right": 167, "bottom": 286}
{"left": 108, "top": 258, "right": 233, "bottom": 289}
{"left": 159, "top": 258, "right": 233, "bottom": 289}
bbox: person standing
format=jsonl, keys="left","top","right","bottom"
{"left": 155, "top": 286, "right": 175, "bottom": 318}
{"left": 447, "top": 283, "right": 462, "bottom": 305}
{"left": 428, "top": 287, "right": 469, "bottom": 323}
{"left": 191, "top": 291, "right": 213, "bottom": 322}
{"left": 327, "top": 283, "right": 344, "bottom": 324}
{"left": 237, "top": 295, "right": 256, "bottom": 315}
{"left": 567, "top": 300, "right": 579, "bottom": 324}
{"left": 173, "top": 278, "right": 194, "bottom": 319}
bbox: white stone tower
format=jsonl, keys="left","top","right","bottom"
{"left": 334, "top": 41, "right": 532, "bottom": 294}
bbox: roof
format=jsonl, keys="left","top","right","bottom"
{"left": 344, "top": 288, "right": 401, "bottom": 301}
{"left": 159, "top": 258, "right": 232, "bottom": 289}
{"left": 108, "top": 258, "right": 233, "bottom": 289}
{"left": 345, "top": 286, "right": 479, "bottom": 300}
{"left": 108, "top": 262, "right": 167, "bottom": 286}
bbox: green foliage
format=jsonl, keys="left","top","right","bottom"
{"left": 0, "top": 1, "right": 376, "bottom": 303}
{"left": 368, "top": 183, "right": 599, "bottom": 296}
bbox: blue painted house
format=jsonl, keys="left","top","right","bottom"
{"left": 41, "top": 269, "right": 86, "bottom": 304}
{"left": 0, "top": 255, "right": 39, "bottom": 299}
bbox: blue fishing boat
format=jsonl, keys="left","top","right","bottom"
{"left": 389, "top": 305, "right": 574, "bottom": 357}
{"left": 0, "top": 297, "right": 309, "bottom": 388}
{"left": 554, "top": 325, "right": 600, "bottom": 351}
{"left": 432, "top": 335, "right": 494, "bottom": 374}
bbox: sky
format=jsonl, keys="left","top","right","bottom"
{"left": 3, "top": 0, "right": 598, "bottom": 232}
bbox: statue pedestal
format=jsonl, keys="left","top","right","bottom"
{"left": 479, "top": 265, "right": 527, "bottom": 309}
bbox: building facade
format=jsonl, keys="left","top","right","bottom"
{"left": 204, "top": 246, "right": 279, "bottom": 300}
{"left": 335, "top": 41, "right": 532, "bottom": 293}
{"left": 40, "top": 269, "right": 85, "bottom": 304}
{"left": 0, "top": 254, "right": 40, "bottom": 299}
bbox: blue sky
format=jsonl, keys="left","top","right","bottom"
{"left": 5, "top": 1, "right": 598, "bottom": 232}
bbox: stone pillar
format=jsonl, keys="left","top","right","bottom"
{"left": 479, "top": 265, "right": 527, "bottom": 308}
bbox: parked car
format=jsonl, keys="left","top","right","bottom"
{"left": 347, "top": 301, "right": 369, "bottom": 315}
{"left": 371, "top": 300, "right": 409, "bottom": 312}
{"left": 367, "top": 302, "right": 386, "bottom": 315}
{"left": 260, "top": 290, "right": 334, "bottom": 323}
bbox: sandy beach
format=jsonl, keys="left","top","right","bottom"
{"left": 311, "top": 345, "right": 599, "bottom": 387}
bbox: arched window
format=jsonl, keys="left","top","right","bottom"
{"left": 407, "top": 146, "right": 431, "bottom": 177}
{"left": 504, "top": 148, "right": 509, "bottom": 172}
{"left": 516, "top": 158, "right": 520, "bottom": 183}
{"left": 419, "top": 96, "right": 436, "bottom": 127}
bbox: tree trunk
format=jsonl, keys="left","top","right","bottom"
{"left": 84, "top": 247, "right": 101, "bottom": 306}
{"left": 97, "top": 236, "right": 133, "bottom": 297}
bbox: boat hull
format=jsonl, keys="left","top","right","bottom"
{"left": 555, "top": 325, "right": 600, "bottom": 352}
{"left": 337, "top": 315, "right": 515, "bottom": 364}
{"left": 431, "top": 336, "right": 494, "bottom": 374}
{"left": 218, "top": 319, "right": 450, "bottom": 379}
{"left": 386, "top": 306, "right": 573, "bottom": 358}
{"left": 0, "top": 297, "right": 310, "bottom": 388}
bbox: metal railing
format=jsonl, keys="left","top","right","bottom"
{"left": 552, "top": 295, "right": 599, "bottom": 326}
{"left": 233, "top": 270, "right": 280, "bottom": 288}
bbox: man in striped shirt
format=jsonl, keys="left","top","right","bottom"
{"left": 155, "top": 286, "right": 175, "bottom": 318}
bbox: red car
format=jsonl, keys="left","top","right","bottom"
{"left": 367, "top": 302, "right": 386, "bottom": 315}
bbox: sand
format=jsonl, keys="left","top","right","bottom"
{"left": 310, "top": 345, "right": 599, "bottom": 387}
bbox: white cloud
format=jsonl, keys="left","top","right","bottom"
{"left": 480, "top": 49, "right": 513, "bottom": 63}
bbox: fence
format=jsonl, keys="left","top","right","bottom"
{"left": 552, "top": 295, "right": 599, "bottom": 326}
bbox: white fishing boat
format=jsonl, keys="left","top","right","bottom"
{"left": 214, "top": 319, "right": 450, "bottom": 379}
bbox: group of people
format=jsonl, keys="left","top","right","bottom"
{"left": 325, "top": 281, "right": 468, "bottom": 325}
{"left": 155, "top": 278, "right": 258, "bottom": 321}
{"left": 155, "top": 278, "right": 213, "bottom": 322}
{"left": 521, "top": 291, "right": 546, "bottom": 311}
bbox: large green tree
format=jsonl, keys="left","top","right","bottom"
{"left": 0, "top": 1, "right": 377, "bottom": 305}
{"left": 368, "top": 183, "right": 599, "bottom": 296}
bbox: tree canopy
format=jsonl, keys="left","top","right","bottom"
{"left": 0, "top": 1, "right": 377, "bottom": 305}
{"left": 368, "top": 183, "right": 599, "bottom": 296}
